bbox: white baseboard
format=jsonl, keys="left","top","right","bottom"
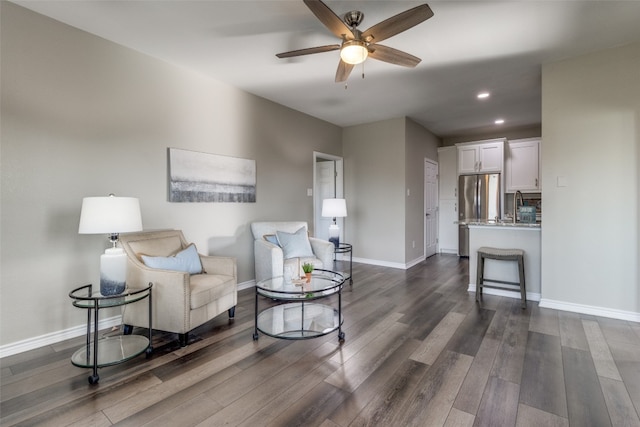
{"left": 0, "top": 280, "right": 258, "bottom": 359}
{"left": 352, "top": 256, "right": 428, "bottom": 270}
{"left": 439, "top": 249, "right": 459, "bottom": 255}
{"left": 352, "top": 256, "right": 407, "bottom": 270}
{"left": 539, "top": 298, "right": 640, "bottom": 322}
{"left": 467, "top": 284, "right": 541, "bottom": 302}
{"left": 406, "top": 256, "right": 426, "bottom": 269}
{"left": 0, "top": 315, "right": 122, "bottom": 359}
{"left": 467, "top": 284, "right": 640, "bottom": 322}
{"left": 238, "top": 280, "right": 255, "bottom": 291}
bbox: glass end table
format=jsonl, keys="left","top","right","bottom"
{"left": 334, "top": 243, "right": 353, "bottom": 286}
{"left": 69, "top": 283, "right": 153, "bottom": 384}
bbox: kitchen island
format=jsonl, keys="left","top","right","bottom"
{"left": 467, "top": 222, "right": 541, "bottom": 302}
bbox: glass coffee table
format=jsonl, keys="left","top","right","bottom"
{"left": 253, "top": 269, "right": 345, "bottom": 342}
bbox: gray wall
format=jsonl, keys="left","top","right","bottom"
{"left": 405, "top": 118, "right": 440, "bottom": 263}
{"left": 0, "top": 3, "right": 342, "bottom": 346}
{"left": 342, "top": 117, "right": 440, "bottom": 266}
{"left": 540, "top": 42, "right": 640, "bottom": 315}
{"left": 343, "top": 118, "right": 406, "bottom": 264}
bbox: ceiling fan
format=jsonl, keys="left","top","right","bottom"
{"left": 276, "top": 0, "right": 434, "bottom": 82}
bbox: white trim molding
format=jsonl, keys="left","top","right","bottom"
{"left": 467, "top": 284, "right": 541, "bottom": 302}
{"left": 352, "top": 256, "right": 423, "bottom": 270}
{"left": 0, "top": 315, "right": 122, "bottom": 359}
{"left": 539, "top": 298, "right": 640, "bottom": 323}
{"left": 1, "top": 279, "right": 258, "bottom": 358}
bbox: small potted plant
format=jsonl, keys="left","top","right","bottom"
{"left": 302, "top": 262, "right": 314, "bottom": 282}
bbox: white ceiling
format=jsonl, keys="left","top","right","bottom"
{"left": 13, "top": 1, "right": 640, "bottom": 138}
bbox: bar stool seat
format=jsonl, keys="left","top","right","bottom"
{"left": 476, "top": 246, "right": 526, "bottom": 308}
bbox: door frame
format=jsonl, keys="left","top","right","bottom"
{"left": 424, "top": 158, "right": 439, "bottom": 258}
{"left": 313, "top": 152, "right": 344, "bottom": 239}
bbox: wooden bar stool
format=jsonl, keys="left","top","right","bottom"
{"left": 476, "top": 247, "right": 526, "bottom": 308}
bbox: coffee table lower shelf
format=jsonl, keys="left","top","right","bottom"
{"left": 254, "top": 302, "right": 344, "bottom": 340}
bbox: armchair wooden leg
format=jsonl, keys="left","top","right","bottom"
{"left": 178, "top": 333, "right": 189, "bottom": 347}
{"left": 228, "top": 306, "right": 236, "bottom": 319}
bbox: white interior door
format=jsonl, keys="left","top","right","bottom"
{"left": 313, "top": 153, "right": 344, "bottom": 240}
{"left": 425, "top": 159, "right": 438, "bottom": 258}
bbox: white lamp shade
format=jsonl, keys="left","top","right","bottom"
{"left": 322, "top": 198, "right": 347, "bottom": 218}
{"left": 79, "top": 196, "right": 143, "bottom": 234}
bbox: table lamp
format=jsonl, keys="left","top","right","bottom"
{"left": 78, "top": 194, "right": 143, "bottom": 295}
{"left": 322, "top": 198, "right": 347, "bottom": 248}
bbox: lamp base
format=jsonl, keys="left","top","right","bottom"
{"left": 328, "top": 224, "right": 340, "bottom": 248}
{"left": 100, "top": 247, "right": 127, "bottom": 295}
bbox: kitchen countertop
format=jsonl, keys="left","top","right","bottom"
{"left": 458, "top": 220, "right": 541, "bottom": 229}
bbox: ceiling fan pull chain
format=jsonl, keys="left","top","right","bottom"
{"left": 362, "top": 61, "right": 365, "bottom": 79}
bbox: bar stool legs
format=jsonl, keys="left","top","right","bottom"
{"left": 476, "top": 247, "right": 526, "bottom": 309}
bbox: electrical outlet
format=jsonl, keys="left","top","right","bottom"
{"left": 412, "top": 241, "right": 415, "bottom": 248}
{"left": 307, "top": 188, "right": 313, "bottom": 196}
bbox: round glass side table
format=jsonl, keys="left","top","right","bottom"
{"left": 69, "top": 283, "right": 153, "bottom": 384}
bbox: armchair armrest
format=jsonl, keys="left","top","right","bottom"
{"left": 124, "top": 259, "right": 191, "bottom": 333}
{"left": 254, "top": 239, "right": 284, "bottom": 283}
{"left": 309, "top": 237, "right": 335, "bottom": 268}
{"left": 200, "top": 255, "right": 237, "bottom": 279}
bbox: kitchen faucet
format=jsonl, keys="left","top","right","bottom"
{"left": 513, "top": 190, "right": 524, "bottom": 223}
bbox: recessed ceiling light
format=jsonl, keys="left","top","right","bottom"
{"left": 477, "top": 92, "right": 490, "bottom": 99}
{"left": 495, "top": 119, "right": 505, "bottom": 125}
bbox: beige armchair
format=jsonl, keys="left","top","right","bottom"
{"left": 119, "top": 230, "right": 237, "bottom": 347}
{"left": 251, "top": 221, "right": 334, "bottom": 283}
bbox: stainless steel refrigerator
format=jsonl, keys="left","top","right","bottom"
{"left": 458, "top": 173, "right": 501, "bottom": 256}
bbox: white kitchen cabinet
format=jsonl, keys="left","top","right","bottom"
{"left": 438, "top": 199, "right": 458, "bottom": 254}
{"left": 437, "top": 146, "right": 458, "bottom": 254}
{"left": 457, "top": 139, "right": 504, "bottom": 174}
{"left": 505, "top": 138, "right": 541, "bottom": 192}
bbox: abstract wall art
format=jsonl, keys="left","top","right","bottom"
{"left": 168, "top": 148, "right": 256, "bottom": 203}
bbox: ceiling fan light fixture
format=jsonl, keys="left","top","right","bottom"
{"left": 340, "top": 40, "right": 368, "bottom": 65}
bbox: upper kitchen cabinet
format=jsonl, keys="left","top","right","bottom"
{"left": 505, "top": 138, "right": 541, "bottom": 192}
{"left": 456, "top": 138, "right": 505, "bottom": 174}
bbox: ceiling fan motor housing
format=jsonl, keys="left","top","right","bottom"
{"left": 344, "top": 10, "right": 364, "bottom": 28}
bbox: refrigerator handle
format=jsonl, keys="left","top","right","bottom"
{"left": 475, "top": 176, "right": 481, "bottom": 219}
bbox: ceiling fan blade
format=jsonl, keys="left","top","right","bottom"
{"left": 335, "top": 60, "right": 354, "bottom": 82}
{"left": 303, "top": 0, "right": 354, "bottom": 40}
{"left": 362, "top": 4, "right": 434, "bottom": 44}
{"left": 368, "top": 44, "right": 421, "bottom": 67}
{"left": 276, "top": 44, "right": 340, "bottom": 58}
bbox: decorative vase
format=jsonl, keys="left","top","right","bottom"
{"left": 305, "top": 272, "right": 312, "bottom": 283}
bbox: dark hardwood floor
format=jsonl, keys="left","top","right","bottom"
{"left": 2, "top": 255, "right": 640, "bottom": 426}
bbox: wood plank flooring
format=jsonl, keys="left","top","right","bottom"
{"left": 2, "top": 255, "right": 640, "bottom": 426}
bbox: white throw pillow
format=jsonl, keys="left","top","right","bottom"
{"left": 276, "top": 227, "right": 314, "bottom": 259}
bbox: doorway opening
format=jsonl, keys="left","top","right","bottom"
{"left": 313, "top": 152, "right": 344, "bottom": 241}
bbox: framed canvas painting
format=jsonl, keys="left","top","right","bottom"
{"left": 168, "top": 148, "right": 256, "bottom": 202}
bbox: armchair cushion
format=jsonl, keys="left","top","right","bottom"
{"left": 276, "top": 227, "right": 314, "bottom": 259}
{"left": 190, "top": 273, "right": 236, "bottom": 309}
{"left": 141, "top": 243, "right": 203, "bottom": 274}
